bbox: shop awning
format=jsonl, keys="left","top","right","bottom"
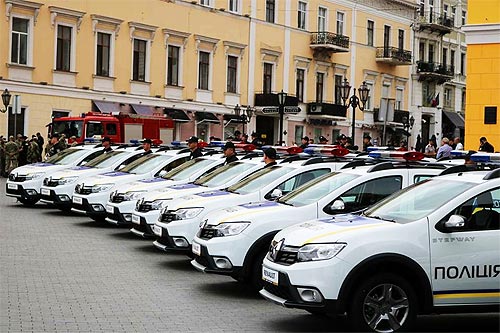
{"left": 165, "top": 108, "right": 190, "bottom": 122}
{"left": 442, "top": 110, "right": 465, "bottom": 128}
{"left": 195, "top": 111, "right": 220, "bottom": 124}
{"left": 223, "top": 114, "right": 246, "bottom": 124}
{"left": 92, "top": 100, "right": 121, "bottom": 113}
{"left": 131, "top": 104, "right": 154, "bottom": 116}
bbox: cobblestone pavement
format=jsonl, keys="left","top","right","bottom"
{"left": 0, "top": 179, "right": 499, "bottom": 332}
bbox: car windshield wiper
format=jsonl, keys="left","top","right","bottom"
{"left": 367, "top": 215, "right": 396, "bottom": 223}
{"left": 277, "top": 200, "right": 294, "bottom": 206}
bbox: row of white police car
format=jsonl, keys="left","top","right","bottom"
{"left": 5, "top": 142, "right": 499, "bottom": 332}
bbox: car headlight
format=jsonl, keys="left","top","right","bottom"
{"left": 213, "top": 222, "right": 250, "bottom": 237}
{"left": 151, "top": 200, "right": 167, "bottom": 210}
{"left": 91, "top": 184, "right": 114, "bottom": 193}
{"left": 123, "top": 191, "right": 146, "bottom": 201}
{"left": 58, "top": 176, "right": 79, "bottom": 185}
{"left": 297, "top": 243, "right": 347, "bottom": 262}
{"left": 26, "top": 172, "right": 45, "bottom": 180}
{"left": 174, "top": 207, "right": 204, "bottom": 220}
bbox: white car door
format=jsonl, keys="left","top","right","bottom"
{"left": 430, "top": 187, "right": 500, "bottom": 306}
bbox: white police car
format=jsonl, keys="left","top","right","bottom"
{"left": 130, "top": 158, "right": 264, "bottom": 238}
{"left": 6, "top": 145, "right": 104, "bottom": 205}
{"left": 71, "top": 149, "right": 189, "bottom": 221}
{"left": 105, "top": 153, "right": 227, "bottom": 226}
{"left": 153, "top": 156, "right": 351, "bottom": 254}
{"left": 260, "top": 160, "right": 500, "bottom": 332}
{"left": 39, "top": 146, "right": 147, "bottom": 211}
{"left": 190, "top": 151, "right": 448, "bottom": 289}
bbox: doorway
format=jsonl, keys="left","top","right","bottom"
{"left": 256, "top": 115, "right": 275, "bottom": 146}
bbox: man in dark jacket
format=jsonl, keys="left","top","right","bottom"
{"left": 187, "top": 136, "right": 203, "bottom": 159}
{"left": 222, "top": 141, "right": 238, "bottom": 165}
{"left": 479, "top": 137, "right": 494, "bottom": 153}
{"left": 47, "top": 133, "right": 65, "bottom": 158}
{"left": 263, "top": 147, "right": 277, "bottom": 168}
{"left": 101, "top": 137, "right": 113, "bottom": 153}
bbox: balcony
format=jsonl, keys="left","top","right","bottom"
{"left": 374, "top": 109, "right": 409, "bottom": 124}
{"left": 416, "top": 61, "right": 454, "bottom": 84}
{"left": 306, "top": 102, "right": 347, "bottom": 118}
{"left": 376, "top": 47, "right": 412, "bottom": 65}
{"left": 417, "top": 11, "right": 454, "bottom": 35}
{"left": 310, "top": 32, "right": 349, "bottom": 53}
{"left": 254, "top": 92, "right": 299, "bottom": 107}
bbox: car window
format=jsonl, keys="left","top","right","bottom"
{"left": 227, "top": 166, "right": 294, "bottom": 195}
{"left": 267, "top": 169, "right": 330, "bottom": 199}
{"left": 194, "top": 162, "right": 256, "bottom": 187}
{"left": 414, "top": 175, "right": 433, "bottom": 183}
{"left": 85, "top": 151, "right": 125, "bottom": 168}
{"left": 115, "top": 154, "right": 144, "bottom": 170}
{"left": 105, "top": 123, "right": 117, "bottom": 135}
{"left": 155, "top": 157, "right": 190, "bottom": 177}
{"left": 442, "top": 188, "right": 500, "bottom": 231}
{"left": 334, "top": 176, "right": 403, "bottom": 213}
{"left": 78, "top": 150, "right": 105, "bottom": 165}
{"left": 86, "top": 122, "right": 104, "bottom": 137}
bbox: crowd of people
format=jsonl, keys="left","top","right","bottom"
{"left": 423, "top": 135, "right": 494, "bottom": 159}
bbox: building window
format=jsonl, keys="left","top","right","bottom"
{"left": 450, "top": 49, "right": 455, "bottom": 70}
{"left": 443, "top": 4, "right": 449, "bottom": 16}
{"left": 365, "top": 82, "right": 373, "bottom": 110}
{"left": 484, "top": 106, "right": 497, "bottom": 124}
{"left": 336, "top": 12, "right": 344, "bottom": 35}
{"left": 263, "top": 63, "right": 273, "bottom": 94}
{"left": 383, "top": 25, "right": 390, "bottom": 49}
{"left": 228, "top": 0, "right": 239, "bottom": 13}
{"left": 428, "top": 44, "right": 435, "bottom": 62}
{"left": 442, "top": 47, "right": 448, "bottom": 65}
{"left": 318, "top": 7, "right": 327, "bottom": 32}
{"left": 396, "top": 88, "right": 403, "bottom": 110}
{"left": 132, "top": 39, "right": 147, "bottom": 81}
{"left": 444, "top": 87, "right": 452, "bottom": 107}
{"left": 96, "top": 32, "right": 111, "bottom": 76}
{"left": 200, "top": 0, "right": 211, "bottom": 6}
{"left": 419, "top": 42, "right": 425, "bottom": 61}
{"left": 56, "top": 25, "right": 72, "bottom": 71}
{"left": 266, "top": 0, "right": 275, "bottom": 23}
{"left": 460, "top": 52, "right": 466, "bottom": 74}
{"left": 334, "top": 75, "right": 343, "bottom": 105}
{"left": 198, "top": 51, "right": 210, "bottom": 90}
{"left": 298, "top": 1, "right": 307, "bottom": 30}
{"left": 367, "top": 20, "right": 374, "bottom": 46}
{"left": 461, "top": 88, "right": 466, "bottom": 111}
{"left": 295, "top": 125, "right": 304, "bottom": 146}
{"left": 461, "top": 10, "right": 466, "bottom": 25}
{"left": 11, "top": 17, "right": 29, "bottom": 65}
{"left": 7, "top": 106, "right": 26, "bottom": 137}
{"left": 167, "top": 45, "right": 180, "bottom": 86}
{"left": 451, "top": 7, "right": 456, "bottom": 25}
{"left": 227, "top": 55, "right": 238, "bottom": 93}
{"left": 316, "top": 73, "right": 324, "bottom": 103}
{"left": 398, "top": 29, "right": 404, "bottom": 50}
{"left": 296, "top": 68, "right": 305, "bottom": 102}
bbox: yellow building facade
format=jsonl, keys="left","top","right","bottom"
{"left": 463, "top": 0, "right": 500, "bottom": 151}
{"left": 0, "top": 0, "right": 417, "bottom": 146}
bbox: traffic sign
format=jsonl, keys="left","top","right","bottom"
{"left": 262, "top": 107, "right": 278, "bottom": 114}
{"left": 284, "top": 106, "right": 301, "bottom": 114}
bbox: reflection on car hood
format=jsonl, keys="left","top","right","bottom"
{"left": 205, "top": 201, "right": 286, "bottom": 226}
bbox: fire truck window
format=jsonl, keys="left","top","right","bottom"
{"left": 86, "top": 122, "right": 104, "bottom": 138}
{"left": 106, "top": 123, "right": 117, "bottom": 135}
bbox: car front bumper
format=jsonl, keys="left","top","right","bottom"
{"left": 6, "top": 181, "right": 41, "bottom": 201}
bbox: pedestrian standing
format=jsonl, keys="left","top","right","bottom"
{"left": 222, "top": 141, "right": 238, "bottom": 165}
{"left": 187, "top": 136, "right": 203, "bottom": 159}
{"left": 46, "top": 133, "right": 65, "bottom": 158}
{"left": 36, "top": 132, "right": 44, "bottom": 156}
{"left": 424, "top": 139, "right": 437, "bottom": 157}
{"left": 5, "top": 136, "right": 20, "bottom": 174}
{"left": 299, "top": 136, "right": 309, "bottom": 150}
{"left": 479, "top": 136, "right": 494, "bottom": 153}
{"left": 436, "top": 137, "right": 453, "bottom": 159}
{"left": 27, "top": 138, "right": 40, "bottom": 164}
{"left": 0, "top": 136, "right": 6, "bottom": 177}
{"left": 362, "top": 135, "right": 373, "bottom": 152}
{"left": 18, "top": 135, "right": 29, "bottom": 166}
{"left": 454, "top": 137, "right": 464, "bottom": 150}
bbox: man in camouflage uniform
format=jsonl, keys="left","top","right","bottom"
{"left": 0, "top": 136, "right": 6, "bottom": 177}
{"left": 5, "top": 136, "right": 20, "bottom": 175}
{"left": 59, "top": 134, "right": 68, "bottom": 149}
{"left": 27, "top": 138, "right": 40, "bottom": 164}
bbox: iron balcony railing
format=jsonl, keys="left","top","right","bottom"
{"left": 310, "top": 32, "right": 349, "bottom": 49}
{"left": 376, "top": 47, "right": 412, "bottom": 63}
{"left": 417, "top": 61, "right": 454, "bottom": 76}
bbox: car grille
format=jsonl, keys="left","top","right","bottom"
{"left": 137, "top": 203, "right": 153, "bottom": 212}
{"left": 74, "top": 184, "right": 92, "bottom": 195}
{"left": 268, "top": 249, "right": 299, "bottom": 266}
{"left": 159, "top": 212, "right": 177, "bottom": 223}
{"left": 8, "top": 174, "right": 26, "bottom": 182}
{"left": 263, "top": 281, "right": 294, "bottom": 301}
{"left": 43, "top": 179, "right": 59, "bottom": 187}
{"left": 195, "top": 256, "right": 209, "bottom": 267}
{"left": 199, "top": 227, "right": 217, "bottom": 240}
{"left": 111, "top": 195, "right": 125, "bottom": 203}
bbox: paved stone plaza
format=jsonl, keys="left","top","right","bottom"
{"left": 0, "top": 179, "right": 498, "bottom": 332}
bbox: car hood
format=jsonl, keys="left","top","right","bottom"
{"left": 11, "top": 163, "right": 60, "bottom": 175}
{"left": 167, "top": 189, "right": 240, "bottom": 210}
{"left": 114, "top": 177, "right": 176, "bottom": 193}
{"left": 140, "top": 184, "right": 205, "bottom": 201}
{"left": 275, "top": 214, "right": 395, "bottom": 246}
{"left": 79, "top": 171, "right": 137, "bottom": 186}
{"left": 45, "top": 165, "right": 96, "bottom": 179}
{"left": 205, "top": 201, "right": 288, "bottom": 226}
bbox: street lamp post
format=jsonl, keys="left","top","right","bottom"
{"left": 244, "top": 105, "right": 254, "bottom": 136}
{"left": 1, "top": 89, "right": 11, "bottom": 113}
{"left": 277, "top": 90, "right": 287, "bottom": 146}
{"left": 340, "top": 79, "right": 369, "bottom": 147}
{"left": 402, "top": 115, "right": 415, "bottom": 148}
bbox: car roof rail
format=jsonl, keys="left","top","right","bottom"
{"left": 203, "top": 150, "right": 222, "bottom": 156}
{"left": 302, "top": 156, "right": 349, "bottom": 166}
{"left": 483, "top": 168, "right": 500, "bottom": 180}
{"left": 279, "top": 155, "right": 304, "bottom": 164}
{"left": 156, "top": 146, "right": 171, "bottom": 152}
{"left": 367, "top": 161, "right": 395, "bottom": 173}
{"left": 241, "top": 152, "right": 263, "bottom": 160}
{"left": 438, "top": 164, "right": 474, "bottom": 175}
{"left": 340, "top": 159, "right": 379, "bottom": 169}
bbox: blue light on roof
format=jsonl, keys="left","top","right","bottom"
{"left": 470, "top": 153, "right": 494, "bottom": 163}
{"left": 368, "top": 152, "right": 382, "bottom": 158}
{"left": 129, "top": 139, "right": 140, "bottom": 144}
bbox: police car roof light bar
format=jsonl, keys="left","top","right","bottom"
{"left": 368, "top": 150, "right": 425, "bottom": 161}
{"left": 470, "top": 153, "right": 500, "bottom": 163}
{"left": 234, "top": 143, "right": 256, "bottom": 151}
{"left": 261, "top": 145, "right": 303, "bottom": 155}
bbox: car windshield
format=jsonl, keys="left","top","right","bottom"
{"left": 120, "top": 154, "right": 174, "bottom": 175}
{"left": 227, "top": 166, "right": 293, "bottom": 195}
{"left": 45, "top": 148, "right": 91, "bottom": 165}
{"left": 163, "top": 158, "right": 217, "bottom": 181}
{"left": 363, "top": 179, "right": 477, "bottom": 224}
{"left": 278, "top": 172, "right": 360, "bottom": 207}
{"left": 194, "top": 161, "right": 257, "bottom": 187}
{"left": 85, "top": 151, "right": 126, "bottom": 169}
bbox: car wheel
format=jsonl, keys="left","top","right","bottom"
{"left": 348, "top": 273, "right": 417, "bottom": 332}
{"left": 19, "top": 197, "right": 39, "bottom": 206}
{"left": 250, "top": 249, "right": 268, "bottom": 291}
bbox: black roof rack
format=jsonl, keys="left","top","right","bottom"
{"left": 279, "top": 155, "right": 310, "bottom": 164}
{"left": 203, "top": 150, "right": 223, "bottom": 156}
{"left": 367, "top": 162, "right": 395, "bottom": 173}
{"left": 241, "top": 152, "right": 263, "bottom": 160}
{"left": 302, "top": 156, "right": 352, "bottom": 166}
{"left": 484, "top": 168, "right": 500, "bottom": 180}
{"left": 156, "top": 146, "right": 171, "bottom": 152}
{"left": 177, "top": 148, "right": 190, "bottom": 154}
{"left": 341, "top": 159, "right": 378, "bottom": 169}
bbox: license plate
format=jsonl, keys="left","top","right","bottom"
{"left": 106, "top": 205, "right": 114, "bottom": 214}
{"left": 131, "top": 214, "right": 141, "bottom": 224}
{"left": 41, "top": 188, "right": 50, "bottom": 196}
{"left": 153, "top": 225, "right": 162, "bottom": 237}
{"left": 72, "top": 196, "right": 82, "bottom": 204}
{"left": 262, "top": 266, "right": 279, "bottom": 285}
{"left": 192, "top": 242, "right": 201, "bottom": 256}
{"left": 7, "top": 183, "right": 18, "bottom": 190}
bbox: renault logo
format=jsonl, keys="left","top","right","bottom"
{"left": 270, "top": 238, "right": 284, "bottom": 261}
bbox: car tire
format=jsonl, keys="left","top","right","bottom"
{"left": 348, "top": 273, "right": 417, "bottom": 333}
{"left": 19, "top": 197, "right": 39, "bottom": 206}
{"left": 250, "top": 249, "right": 268, "bottom": 291}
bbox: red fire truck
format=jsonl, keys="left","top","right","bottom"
{"left": 50, "top": 112, "right": 175, "bottom": 144}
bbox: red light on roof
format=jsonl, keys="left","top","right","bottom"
{"left": 234, "top": 144, "right": 256, "bottom": 151}
{"left": 198, "top": 141, "right": 209, "bottom": 148}
{"left": 152, "top": 139, "right": 163, "bottom": 145}
{"left": 286, "top": 146, "right": 303, "bottom": 154}
{"left": 331, "top": 147, "right": 350, "bottom": 157}
{"left": 403, "top": 151, "right": 425, "bottom": 161}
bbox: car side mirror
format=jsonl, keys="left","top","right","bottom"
{"left": 269, "top": 188, "right": 283, "bottom": 200}
{"left": 444, "top": 214, "right": 466, "bottom": 229}
{"left": 325, "top": 199, "right": 345, "bottom": 214}
{"left": 158, "top": 170, "right": 168, "bottom": 177}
